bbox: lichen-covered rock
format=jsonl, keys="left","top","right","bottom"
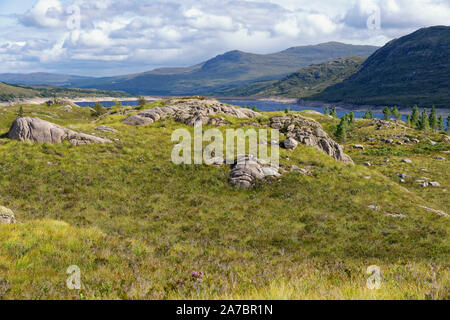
{"left": 8, "top": 117, "right": 112, "bottom": 145}
{"left": 96, "top": 125, "right": 118, "bottom": 133}
{"left": 0, "top": 206, "right": 16, "bottom": 224}
{"left": 270, "top": 115, "right": 354, "bottom": 164}
{"left": 228, "top": 155, "right": 280, "bottom": 189}
{"left": 281, "top": 138, "right": 298, "bottom": 150}
{"left": 123, "top": 98, "right": 259, "bottom": 126}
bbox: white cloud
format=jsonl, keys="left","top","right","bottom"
{"left": 0, "top": 0, "right": 447, "bottom": 76}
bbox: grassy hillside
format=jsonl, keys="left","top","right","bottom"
{"left": 0, "top": 100, "right": 448, "bottom": 299}
{"left": 72, "top": 42, "right": 378, "bottom": 95}
{"left": 214, "top": 57, "right": 365, "bottom": 98}
{"left": 0, "top": 82, "right": 133, "bottom": 102}
{"left": 0, "top": 82, "right": 40, "bottom": 101}
{"left": 312, "top": 26, "right": 450, "bottom": 108}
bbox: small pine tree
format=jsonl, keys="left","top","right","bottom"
{"left": 92, "top": 102, "right": 107, "bottom": 117}
{"left": 348, "top": 112, "right": 355, "bottom": 123}
{"left": 18, "top": 106, "right": 24, "bottom": 117}
{"left": 438, "top": 115, "right": 444, "bottom": 131}
{"left": 330, "top": 107, "right": 338, "bottom": 118}
{"left": 382, "top": 106, "right": 391, "bottom": 120}
{"left": 284, "top": 107, "right": 290, "bottom": 114}
{"left": 114, "top": 100, "right": 122, "bottom": 108}
{"left": 391, "top": 106, "right": 401, "bottom": 120}
{"left": 429, "top": 105, "right": 438, "bottom": 131}
{"left": 324, "top": 107, "right": 330, "bottom": 116}
{"left": 363, "top": 110, "right": 373, "bottom": 119}
{"left": 418, "top": 109, "right": 429, "bottom": 132}
{"left": 411, "top": 105, "right": 420, "bottom": 127}
{"left": 335, "top": 115, "right": 349, "bottom": 142}
{"left": 447, "top": 115, "right": 450, "bottom": 132}
{"left": 406, "top": 115, "right": 411, "bottom": 127}
{"left": 138, "top": 96, "right": 147, "bottom": 107}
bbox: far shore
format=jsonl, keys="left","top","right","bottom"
{"left": 1, "top": 95, "right": 449, "bottom": 115}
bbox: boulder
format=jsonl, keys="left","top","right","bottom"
{"left": 228, "top": 155, "right": 280, "bottom": 189}
{"left": 96, "top": 125, "right": 118, "bottom": 133}
{"left": 8, "top": 117, "right": 112, "bottom": 145}
{"left": 123, "top": 98, "right": 260, "bottom": 127}
{"left": 281, "top": 138, "right": 298, "bottom": 150}
{"left": 353, "top": 145, "right": 365, "bottom": 150}
{"left": 270, "top": 115, "right": 353, "bottom": 164}
{"left": 0, "top": 206, "right": 16, "bottom": 224}
{"left": 402, "top": 159, "right": 413, "bottom": 164}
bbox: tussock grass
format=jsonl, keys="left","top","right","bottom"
{"left": 0, "top": 102, "right": 448, "bottom": 299}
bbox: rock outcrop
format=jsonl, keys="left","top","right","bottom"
{"left": 8, "top": 117, "right": 112, "bottom": 146}
{"left": 0, "top": 206, "right": 16, "bottom": 224}
{"left": 270, "top": 115, "right": 354, "bottom": 164}
{"left": 123, "top": 98, "right": 260, "bottom": 127}
{"left": 229, "top": 155, "right": 281, "bottom": 189}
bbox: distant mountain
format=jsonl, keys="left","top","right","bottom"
{"left": 0, "top": 73, "right": 93, "bottom": 87}
{"left": 213, "top": 57, "right": 365, "bottom": 98}
{"left": 0, "top": 82, "right": 133, "bottom": 102}
{"left": 71, "top": 42, "right": 379, "bottom": 95}
{"left": 311, "top": 26, "right": 450, "bottom": 108}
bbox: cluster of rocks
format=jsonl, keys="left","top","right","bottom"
{"left": 0, "top": 206, "right": 15, "bottom": 224}
{"left": 398, "top": 173, "right": 441, "bottom": 187}
{"left": 365, "top": 134, "right": 420, "bottom": 145}
{"left": 270, "top": 115, "right": 354, "bottom": 164}
{"left": 123, "top": 98, "right": 260, "bottom": 127}
{"left": 362, "top": 119, "right": 409, "bottom": 131}
{"left": 226, "top": 154, "right": 312, "bottom": 189}
{"left": 228, "top": 155, "right": 281, "bottom": 189}
{"left": 8, "top": 117, "right": 112, "bottom": 146}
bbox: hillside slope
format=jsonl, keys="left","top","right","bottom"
{"left": 0, "top": 82, "right": 133, "bottom": 102}
{"left": 213, "top": 57, "right": 365, "bottom": 97}
{"left": 0, "top": 72, "right": 92, "bottom": 87}
{"left": 0, "top": 99, "right": 448, "bottom": 299}
{"left": 71, "top": 42, "right": 378, "bottom": 95}
{"left": 312, "top": 26, "right": 450, "bottom": 108}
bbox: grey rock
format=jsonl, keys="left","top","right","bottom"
{"left": 420, "top": 206, "right": 448, "bottom": 217}
{"left": 402, "top": 159, "right": 413, "bottom": 164}
{"left": 8, "top": 117, "right": 112, "bottom": 145}
{"left": 435, "top": 157, "right": 445, "bottom": 160}
{"left": 270, "top": 115, "right": 353, "bottom": 164}
{"left": 0, "top": 206, "right": 16, "bottom": 224}
{"left": 228, "top": 155, "right": 280, "bottom": 189}
{"left": 123, "top": 98, "right": 259, "bottom": 127}
{"left": 364, "top": 162, "right": 372, "bottom": 167}
{"left": 368, "top": 205, "right": 380, "bottom": 211}
{"left": 281, "top": 138, "right": 298, "bottom": 150}
{"left": 96, "top": 125, "right": 118, "bottom": 133}
{"left": 353, "top": 144, "right": 365, "bottom": 150}
{"left": 429, "top": 181, "right": 441, "bottom": 187}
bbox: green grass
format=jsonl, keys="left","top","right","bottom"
{"left": 0, "top": 102, "right": 448, "bottom": 299}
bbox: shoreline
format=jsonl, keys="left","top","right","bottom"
{"left": 1, "top": 95, "right": 449, "bottom": 115}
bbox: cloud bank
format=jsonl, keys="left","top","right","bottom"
{"left": 0, "top": 0, "right": 449, "bottom": 76}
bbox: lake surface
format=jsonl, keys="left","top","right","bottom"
{"left": 219, "top": 99, "right": 411, "bottom": 122}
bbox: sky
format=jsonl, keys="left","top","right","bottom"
{"left": 0, "top": 0, "right": 449, "bottom": 76}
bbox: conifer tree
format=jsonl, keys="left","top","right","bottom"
{"left": 429, "top": 105, "right": 438, "bottom": 131}
{"left": 330, "top": 107, "right": 338, "bottom": 118}
{"left": 418, "top": 109, "right": 429, "bottom": 132}
{"left": 411, "top": 105, "right": 420, "bottom": 127}
{"left": 382, "top": 106, "right": 390, "bottom": 120}
{"left": 324, "top": 107, "right": 329, "bottom": 116}
{"left": 438, "top": 115, "right": 444, "bottom": 131}
{"left": 391, "top": 106, "right": 401, "bottom": 120}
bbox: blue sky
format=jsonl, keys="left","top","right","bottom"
{"left": 0, "top": 0, "right": 449, "bottom": 77}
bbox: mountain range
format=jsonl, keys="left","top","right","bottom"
{"left": 0, "top": 42, "right": 378, "bottom": 95}
{"left": 311, "top": 26, "right": 450, "bottom": 108}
